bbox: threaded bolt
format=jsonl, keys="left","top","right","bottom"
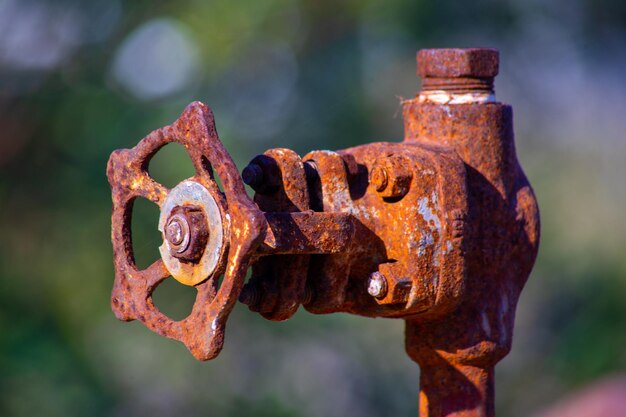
{"left": 370, "top": 154, "right": 413, "bottom": 199}
{"left": 302, "top": 285, "right": 314, "bottom": 305}
{"left": 367, "top": 272, "right": 388, "bottom": 299}
{"left": 165, "top": 215, "right": 187, "bottom": 249}
{"left": 370, "top": 166, "right": 389, "bottom": 192}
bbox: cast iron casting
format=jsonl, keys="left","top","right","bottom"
{"left": 107, "top": 48, "right": 540, "bottom": 417}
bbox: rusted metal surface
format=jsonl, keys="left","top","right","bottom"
{"left": 404, "top": 49, "right": 540, "bottom": 417}
{"left": 369, "top": 153, "right": 413, "bottom": 198}
{"left": 244, "top": 148, "right": 312, "bottom": 320}
{"left": 418, "top": 48, "right": 498, "bottom": 94}
{"left": 107, "top": 48, "right": 539, "bottom": 416}
{"left": 297, "top": 144, "right": 468, "bottom": 318}
{"left": 260, "top": 212, "right": 355, "bottom": 255}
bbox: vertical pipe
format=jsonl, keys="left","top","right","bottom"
{"left": 403, "top": 48, "right": 539, "bottom": 416}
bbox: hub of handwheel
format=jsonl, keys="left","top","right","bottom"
{"left": 165, "top": 206, "right": 210, "bottom": 263}
{"left": 158, "top": 180, "right": 225, "bottom": 286}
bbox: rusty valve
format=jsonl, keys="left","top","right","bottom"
{"left": 107, "top": 48, "right": 539, "bottom": 417}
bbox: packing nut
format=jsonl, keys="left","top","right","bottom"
{"left": 417, "top": 48, "right": 499, "bottom": 79}
{"left": 369, "top": 154, "right": 413, "bottom": 198}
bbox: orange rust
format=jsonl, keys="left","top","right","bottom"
{"left": 404, "top": 49, "right": 539, "bottom": 417}
{"left": 107, "top": 48, "right": 539, "bottom": 416}
{"left": 369, "top": 153, "right": 414, "bottom": 198}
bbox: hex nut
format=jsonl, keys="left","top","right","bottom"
{"left": 417, "top": 48, "right": 499, "bottom": 79}
{"left": 165, "top": 205, "right": 209, "bottom": 263}
{"left": 370, "top": 154, "right": 413, "bottom": 199}
{"left": 242, "top": 154, "right": 281, "bottom": 194}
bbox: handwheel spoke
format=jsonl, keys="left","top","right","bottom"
{"left": 140, "top": 259, "right": 171, "bottom": 290}
{"left": 134, "top": 176, "right": 169, "bottom": 206}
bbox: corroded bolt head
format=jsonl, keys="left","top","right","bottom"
{"left": 367, "top": 272, "right": 388, "bottom": 299}
{"left": 242, "top": 155, "right": 282, "bottom": 194}
{"left": 370, "top": 166, "right": 388, "bottom": 192}
{"left": 164, "top": 206, "right": 209, "bottom": 262}
{"left": 166, "top": 214, "right": 190, "bottom": 253}
{"left": 417, "top": 48, "right": 499, "bottom": 78}
{"left": 370, "top": 154, "right": 413, "bottom": 199}
{"left": 242, "top": 163, "right": 264, "bottom": 189}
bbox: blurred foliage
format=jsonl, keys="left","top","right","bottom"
{"left": 1, "top": 0, "right": 625, "bottom": 416}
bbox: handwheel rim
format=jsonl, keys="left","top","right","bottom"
{"left": 107, "top": 101, "right": 266, "bottom": 360}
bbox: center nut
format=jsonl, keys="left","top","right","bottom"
{"left": 164, "top": 205, "right": 210, "bottom": 263}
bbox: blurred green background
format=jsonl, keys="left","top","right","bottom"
{"left": 1, "top": 0, "right": 625, "bottom": 416}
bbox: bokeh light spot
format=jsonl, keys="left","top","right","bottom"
{"left": 111, "top": 18, "right": 199, "bottom": 100}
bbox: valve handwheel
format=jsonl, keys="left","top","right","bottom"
{"left": 107, "top": 102, "right": 266, "bottom": 360}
